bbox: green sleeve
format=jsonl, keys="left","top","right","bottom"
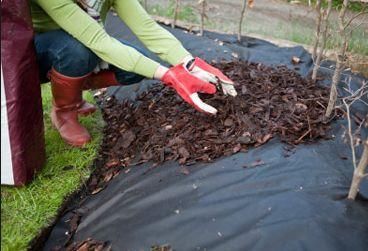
{"left": 113, "top": 0, "right": 191, "bottom": 66}
{"left": 35, "top": 0, "right": 160, "bottom": 78}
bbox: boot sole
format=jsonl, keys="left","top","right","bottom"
{"left": 65, "top": 138, "right": 91, "bottom": 148}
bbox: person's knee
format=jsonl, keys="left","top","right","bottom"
{"left": 53, "top": 38, "right": 99, "bottom": 77}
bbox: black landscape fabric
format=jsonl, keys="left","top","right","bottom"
{"left": 41, "top": 13, "right": 368, "bottom": 251}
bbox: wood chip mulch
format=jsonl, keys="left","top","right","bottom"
{"left": 97, "top": 61, "right": 333, "bottom": 170}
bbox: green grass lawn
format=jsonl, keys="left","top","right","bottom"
{"left": 1, "top": 84, "right": 103, "bottom": 251}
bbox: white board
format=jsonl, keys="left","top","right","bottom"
{"left": 1, "top": 63, "right": 15, "bottom": 185}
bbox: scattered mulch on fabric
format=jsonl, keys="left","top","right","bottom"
{"left": 66, "top": 238, "right": 111, "bottom": 251}
{"left": 97, "top": 61, "right": 333, "bottom": 171}
{"left": 151, "top": 244, "right": 173, "bottom": 251}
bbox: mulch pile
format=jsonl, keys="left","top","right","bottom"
{"left": 51, "top": 61, "right": 336, "bottom": 250}
{"left": 97, "top": 61, "right": 332, "bottom": 171}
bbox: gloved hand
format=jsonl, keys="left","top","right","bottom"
{"left": 161, "top": 64, "right": 218, "bottom": 114}
{"left": 183, "top": 56, "right": 237, "bottom": 97}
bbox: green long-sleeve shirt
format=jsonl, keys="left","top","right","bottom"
{"left": 30, "top": 0, "right": 191, "bottom": 78}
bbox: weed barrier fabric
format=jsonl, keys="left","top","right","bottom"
{"left": 42, "top": 14, "right": 368, "bottom": 251}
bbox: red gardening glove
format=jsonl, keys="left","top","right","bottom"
{"left": 185, "top": 57, "right": 237, "bottom": 97}
{"left": 162, "top": 64, "right": 218, "bottom": 114}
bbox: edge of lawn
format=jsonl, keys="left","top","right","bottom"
{"left": 1, "top": 84, "right": 104, "bottom": 251}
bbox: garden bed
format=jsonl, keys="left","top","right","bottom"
{"left": 37, "top": 15, "right": 368, "bottom": 251}
{"left": 42, "top": 61, "right": 367, "bottom": 251}
{"left": 88, "top": 61, "right": 334, "bottom": 194}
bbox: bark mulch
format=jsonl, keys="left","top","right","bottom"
{"left": 51, "top": 61, "right": 337, "bottom": 250}
{"left": 97, "top": 61, "right": 332, "bottom": 174}
{"left": 66, "top": 238, "right": 111, "bottom": 251}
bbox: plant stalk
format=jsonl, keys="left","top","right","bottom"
{"left": 238, "top": 0, "right": 247, "bottom": 42}
{"left": 348, "top": 140, "right": 368, "bottom": 200}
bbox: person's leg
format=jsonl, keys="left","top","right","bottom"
{"left": 34, "top": 31, "right": 153, "bottom": 147}
{"left": 35, "top": 30, "right": 99, "bottom": 115}
{"left": 48, "top": 68, "right": 92, "bottom": 147}
{"left": 34, "top": 30, "right": 100, "bottom": 147}
{"left": 35, "top": 30, "right": 100, "bottom": 80}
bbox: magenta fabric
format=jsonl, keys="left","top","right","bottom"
{"left": 1, "top": 0, "right": 45, "bottom": 185}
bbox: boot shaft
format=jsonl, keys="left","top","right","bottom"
{"left": 49, "top": 68, "right": 91, "bottom": 108}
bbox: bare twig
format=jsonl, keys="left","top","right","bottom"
{"left": 199, "top": 0, "right": 206, "bottom": 36}
{"left": 341, "top": 80, "right": 368, "bottom": 200}
{"left": 338, "top": 0, "right": 350, "bottom": 30}
{"left": 172, "top": 0, "right": 180, "bottom": 28}
{"left": 143, "top": 0, "right": 148, "bottom": 10}
{"left": 312, "top": 0, "right": 322, "bottom": 61}
{"left": 325, "top": 0, "right": 350, "bottom": 119}
{"left": 343, "top": 98, "right": 357, "bottom": 169}
{"left": 348, "top": 139, "right": 368, "bottom": 200}
{"left": 295, "top": 129, "right": 312, "bottom": 144}
{"left": 342, "top": 80, "right": 368, "bottom": 103}
{"left": 349, "top": 17, "right": 368, "bottom": 31}
{"left": 312, "top": 0, "right": 332, "bottom": 81}
{"left": 344, "top": 8, "right": 368, "bottom": 30}
{"left": 238, "top": 0, "right": 248, "bottom": 42}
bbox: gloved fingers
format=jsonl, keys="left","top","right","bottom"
{"left": 218, "top": 77, "right": 234, "bottom": 85}
{"left": 221, "top": 82, "right": 238, "bottom": 97}
{"left": 191, "top": 66, "right": 218, "bottom": 84}
{"left": 198, "top": 81, "right": 217, "bottom": 95}
{"left": 189, "top": 93, "right": 218, "bottom": 114}
{"left": 182, "top": 66, "right": 216, "bottom": 94}
{"left": 190, "top": 66, "right": 237, "bottom": 96}
{"left": 213, "top": 73, "right": 234, "bottom": 87}
{"left": 193, "top": 57, "right": 234, "bottom": 85}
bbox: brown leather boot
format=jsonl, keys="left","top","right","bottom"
{"left": 77, "top": 70, "right": 119, "bottom": 115}
{"left": 49, "top": 68, "right": 92, "bottom": 147}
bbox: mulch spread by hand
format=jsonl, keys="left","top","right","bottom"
{"left": 98, "top": 61, "right": 333, "bottom": 168}
{"left": 58, "top": 61, "right": 335, "bottom": 250}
